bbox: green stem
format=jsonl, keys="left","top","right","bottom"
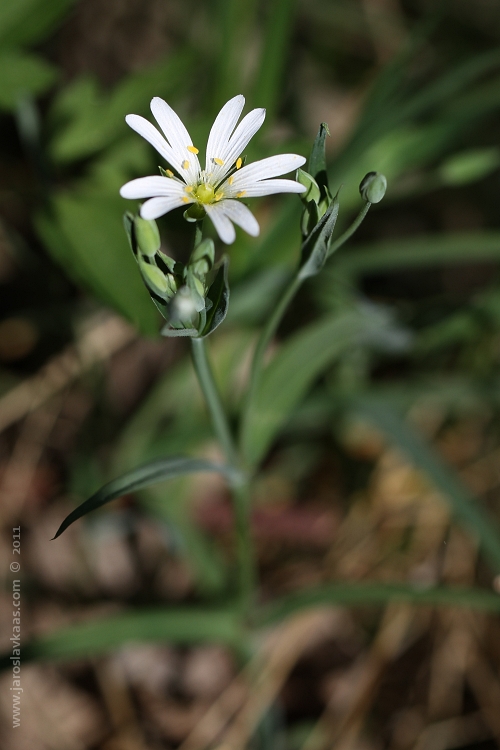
{"left": 327, "top": 202, "right": 371, "bottom": 258}
{"left": 191, "top": 337, "right": 256, "bottom": 613}
{"left": 191, "top": 337, "right": 239, "bottom": 469}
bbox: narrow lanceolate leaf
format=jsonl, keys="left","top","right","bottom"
{"left": 308, "top": 121, "right": 330, "bottom": 191}
{"left": 0, "top": 607, "right": 243, "bottom": 669}
{"left": 351, "top": 398, "right": 500, "bottom": 574}
{"left": 298, "top": 196, "right": 340, "bottom": 279}
{"left": 257, "top": 582, "right": 500, "bottom": 626}
{"left": 200, "top": 257, "right": 230, "bottom": 337}
{"left": 53, "top": 457, "right": 237, "bottom": 538}
{"left": 242, "top": 309, "right": 378, "bottom": 467}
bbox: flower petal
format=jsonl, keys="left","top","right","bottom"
{"left": 140, "top": 196, "right": 192, "bottom": 220}
{"left": 227, "top": 179, "right": 306, "bottom": 198}
{"left": 211, "top": 108, "right": 266, "bottom": 179}
{"left": 229, "top": 154, "right": 306, "bottom": 189}
{"left": 205, "top": 95, "right": 245, "bottom": 175}
{"left": 120, "top": 175, "right": 187, "bottom": 199}
{"left": 125, "top": 114, "right": 186, "bottom": 177}
{"left": 216, "top": 199, "right": 260, "bottom": 236}
{"left": 203, "top": 202, "right": 236, "bottom": 244}
{"left": 151, "top": 97, "right": 200, "bottom": 184}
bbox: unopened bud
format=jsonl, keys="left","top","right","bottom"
{"left": 359, "top": 172, "right": 387, "bottom": 204}
{"left": 296, "top": 168, "right": 321, "bottom": 204}
{"left": 134, "top": 216, "right": 160, "bottom": 257}
{"left": 170, "top": 286, "right": 199, "bottom": 323}
{"left": 139, "top": 259, "right": 169, "bottom": 296}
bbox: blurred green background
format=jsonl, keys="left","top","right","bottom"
{"left": 3, "top": 1, "right": 500, "bottom": 748}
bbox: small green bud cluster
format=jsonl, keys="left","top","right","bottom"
{"left": 132, "top": 215, "right": 179, "bottom": 304}
{"left": 123, "top": 211, "right": 227, "bottom": 337}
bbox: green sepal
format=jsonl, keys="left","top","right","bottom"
{"left": 297, "top": 168, "right": 321, "bottom": 205}
{"left": 138, "top": 258, "right": 170, "bottom": 298}
{"left": 134, "top": 216, "right": 160, "bottom": 257}
{"left": 199, "top": 256, "right": 230, "bottom": 338}
{"left": 183, "top": 204, "right": 205, "bottom": 222}
{"left": 185, "top": 269, "right": 206, "bottom": 312}
{"left": 298, "top": 191, "right": 340, "bottom": 280}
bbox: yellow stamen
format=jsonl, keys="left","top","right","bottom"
{"left": 213, "top": 157, "right": 224, "bottom": 166}
{"left": 182, "top": 196, "right": 190, "bottom": 204}
{"left": 187, "top": 145, "right": 199, "bottom": 154}
{"left": 182, "top": 160, "right": 189, "bottom": 169}
{"left": 185, "top": 185, "right": 194, "bottom": 193}
{"left": 236, "top": 190, "right": 246, "bottom": 198}
{"left": 228, "top": 176, "right": 234, "bottom": 185}
{"left": 214, "top": 191, "right": 223, "bottom": 201}
{"left": 236, "top": 157, "right": 242, "bottom": 169}
{"left": 166, "top": 169, "right": 174, "bottom": 177}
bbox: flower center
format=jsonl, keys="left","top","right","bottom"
{"left": 194, "top": 183, "right": 215, "bottom": 204}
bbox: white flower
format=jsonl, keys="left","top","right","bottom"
{"left": 120, "top": 95, "right": 307, "bottom": 244}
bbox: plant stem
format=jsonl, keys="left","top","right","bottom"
{"left": 327, "top": 202, "right": 371, "bottom": 258}
{"left": 191, "top": 337, "right": 239, "bottom": 469}
{"left": 190, "top": 336, "right": 256, "bottom": 613}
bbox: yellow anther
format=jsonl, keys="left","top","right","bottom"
{"left": 166, "top": 169, "right": 174, "bottom": 178}
{"left": 185, "top": 185, "right": 194, "bottom": 193}
{"left": 236, "top": 157, "right": 242, "bottom": 169}
{"left": 182, "top": 160, "right": 189, "bottom": 169}
{"left": 187, "top": 145, "right": 199, "bottom": 154}
{"left": 228, "top": 176, "right": 234, "bottom": 185}
{"left": 213, "top": 157, "right": 224, "bottom": 166}
{"left": 214, "top": 191, "right": 223, "bottom": 201}
{"left": 236, "top": 190, "right": 246, "bottom": 198}
{"left": 182, "top": 196, "right": 190, "bottom": 204}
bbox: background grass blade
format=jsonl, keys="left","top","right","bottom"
{"left": 0, "top": 608, "right": 243, "bottom": 669}
{"left": 252, "top": 0, "right": 298, "bottom": 120}
{"left": 258, "top": 583, "right": 500, "bottom": 626}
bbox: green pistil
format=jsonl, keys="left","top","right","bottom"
{"left": 195, "top": 183, "right": 215, "bottom": 204}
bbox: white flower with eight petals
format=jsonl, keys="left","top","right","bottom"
{"left": 120, "top": 95, "right": 306, "bottom": 244}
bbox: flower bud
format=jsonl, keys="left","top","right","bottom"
{"left": 296, "top": 168, "right": 321, "bottom": 204}
{"left": 134, "top": 216, "right": 161, "bottom": 257}
{"left": 138, "top": 259, "right": 169, "bottom": 296}
{"left": 170, "top": 286, "right": 199, "bottom": 323}
{"left": 191, "top": 238, "right": 215, "bottom": 266}
{"left": 359, "top": 172, "right": 387, "bottom": 204}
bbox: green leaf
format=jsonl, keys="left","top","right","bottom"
{"left": 53, "top": 457, "right": 237, "bottom": 538}
{"left": 49, "top": 52, "right": 193, "bottom": 162}
{"left": 0, "top": 0, "right": 74, "bottom": 47}
{"left": 252, "top": 0, "right": 298, "bottom": 122}
{"left": 0, "top": 51, "right": 57, "bottom": 111}
{"left": 258, "top": 582, "right": 500, "bottom": 626}
{"left": 351, "top": 398, "right": 500, "bottom": 574}
{"left": 439, "top": 147, "right": 500, "bottom": 186}
{"left": 298, "top": 195, "right": 340, "bottom": 280}
{"left": 201, "top": 257, "right": 230, "bottom": 337}
{"left": 308, "top": 122, "right": 330, "bottom": 191}
{"left": 36, "top": 193, "right": 159, "bottom": 336}
{"left": 242, "top": 309, "right": 379, "bottom": 467}
{"left": 0, "top": 607, "right": 243, "bottom": 669}
{"left": 325, "top": 232, "right": 500, "bottom": 288}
